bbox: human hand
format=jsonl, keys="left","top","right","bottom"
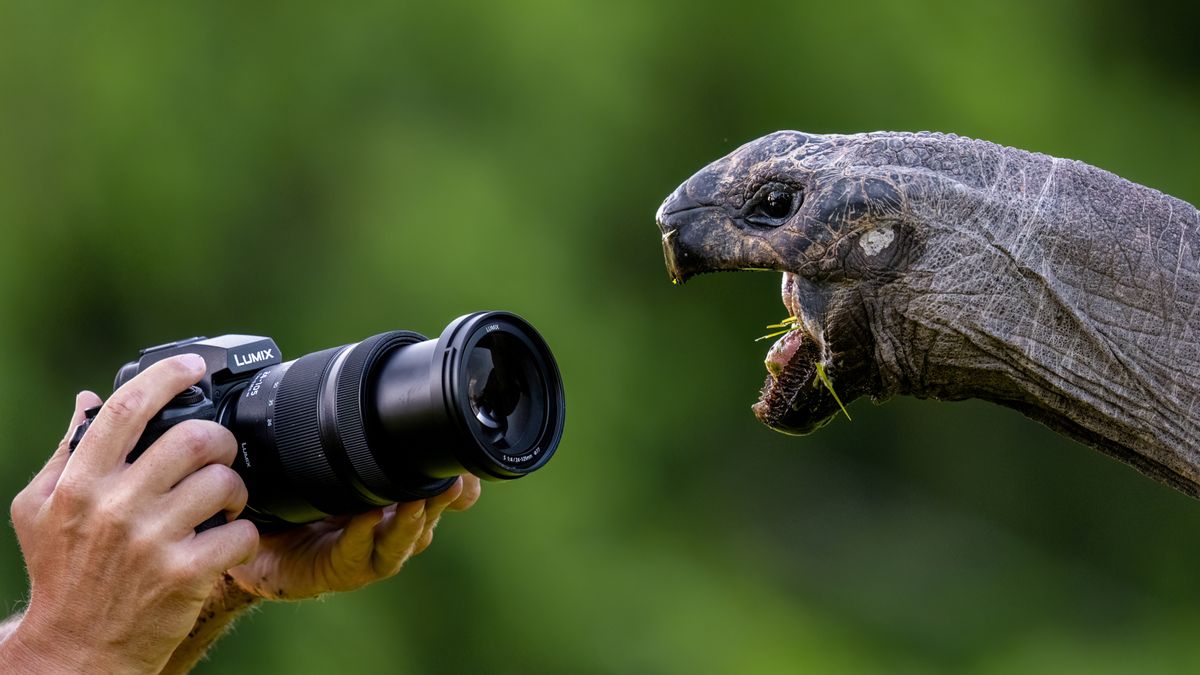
{"left": 227, "top": 475, "right": 481, "bottom": 600}
{"left": 4, "top": 355, "right": 259, "bottom": 674}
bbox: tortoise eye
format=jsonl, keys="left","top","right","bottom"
{"left": 747, "top": 183, "right": 801, "bottom": 227}
{"left": 762, "top": 190, "right": 793, "bottom": 218}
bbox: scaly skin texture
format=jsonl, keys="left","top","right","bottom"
{"left": 656, "top": 131, "right": 1200, "bottom": 497}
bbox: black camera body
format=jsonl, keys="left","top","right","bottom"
{"left": 70, "top": 312, "right": 565, "bottom": 530}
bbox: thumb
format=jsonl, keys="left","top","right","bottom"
{"left": 29, "top": 391, "right": 103, "bottom": 499}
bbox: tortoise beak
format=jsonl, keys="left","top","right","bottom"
{"left": 655, "top": 186, "right": 711, "bottom": 284}
{"left": 656, "top": 182, "right": 794, "bottom": 284}
{"left": 655, "top": 183, "right": 705, "bottom": 222}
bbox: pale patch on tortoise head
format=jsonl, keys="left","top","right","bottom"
{"left": 858, "top": 225, "right": 896, "bottom": 257}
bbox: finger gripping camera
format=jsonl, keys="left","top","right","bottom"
{"left": 70, "top": 311, "right": 565, "bottom": 529}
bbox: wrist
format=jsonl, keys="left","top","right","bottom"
{"left": 2, "top": 612, "right": 121, "bottom": 674}
{"left": 3, "top": 599, "right": 167, "bottom": 675}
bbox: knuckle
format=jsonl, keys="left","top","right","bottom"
{"left": 126, "top": 522, "right": 163, "bottom": 558}
{"left": 164, "top": 551, "right": 203, "bottom": 586}
{"left": 208, "top": 425, "right": 238, "bottom": 464}
{"left": 173, "top": 421, "right": 236, "bottom": 464}
{"left": 210, "top": 465, "right": 246, "bottom": 502}
{"left": 94, "top": 492, "right": 134, "bottom": 525}
{"left": 173, "top": 420, "right": 218, "bottom": 457}
{"left": 10, "top": 490, "right": 32, "bottom": 525}
{"left": 104, "top": 387, "right": 147, "bottom": 424}
{"left": 229, "top": 520, "right": 260, "bottom": 556}
{"left": 50, "top": 477, "right": 93, "bottom": 512}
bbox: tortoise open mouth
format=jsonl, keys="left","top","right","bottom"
{"left": 752, "top": 273, "right": 850, "bottom": 435}
{"left": 653, "top": 188, "right": 867, "bottom": 434}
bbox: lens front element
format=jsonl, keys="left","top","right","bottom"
{"left": 464, "top": 329, "right": 547, "bottom": 454}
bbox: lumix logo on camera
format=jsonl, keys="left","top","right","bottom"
{"left": 233, "top": 348, "right": 276, "bottom": 368}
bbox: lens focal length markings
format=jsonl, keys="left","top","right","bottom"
{"left": 229, "top": 361, "right": 331, "bottom": 524}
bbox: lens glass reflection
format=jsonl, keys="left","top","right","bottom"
{"left": 466, "top": 332, "right": 540, "bottom": 448}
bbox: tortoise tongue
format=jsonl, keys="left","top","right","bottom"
{"left": 764, "top": 329, "right": 805, "bottom": 379}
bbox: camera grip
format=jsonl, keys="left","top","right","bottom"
{"left": 69, "top": 387, "right": 229, "bottom": 533}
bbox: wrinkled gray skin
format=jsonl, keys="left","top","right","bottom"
{"left": 656, "top": 131, "right": 1200, "bottom": 498}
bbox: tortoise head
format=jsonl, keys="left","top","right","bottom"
{"left": 655, "top": 130, "right": 981, "bottom": 433}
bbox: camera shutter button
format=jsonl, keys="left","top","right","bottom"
{"left": 171, "top": 386, "right": 206, "bottom": 406}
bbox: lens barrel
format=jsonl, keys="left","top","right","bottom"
{"left": 226, "top": 311, "right": 565, "bottom": 525}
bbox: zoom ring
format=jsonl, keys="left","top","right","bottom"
{"left": 273, "top": 348, "right": 366, "bottom": 515}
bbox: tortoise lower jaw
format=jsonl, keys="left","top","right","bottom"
{"left": 753, "top": 394, "right": 840, "bottom": 435}
{"left": 753, "top": 330, "right": 841, "bottom": 435}
{"left": 751, "top": 274, "right": 852, "bottom": 434}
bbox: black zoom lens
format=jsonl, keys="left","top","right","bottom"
{"left": 225, "top": 311, "right": 565, "bottom": 526}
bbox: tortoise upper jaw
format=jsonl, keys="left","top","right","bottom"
{"left": 657, "top": 192, "right": 799, "bottom": 283}
{"left": 655, "top": 184, "right": 706, "bottom": 224}
{"left": 655, "top": 186, "right": 717, "bottom": 284}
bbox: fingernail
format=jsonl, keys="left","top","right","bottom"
{"left": 411, "top": 504, "right": 426, "bottom": 520}
{"left": 179, "top": 353, "right": 206, "bottom": 374}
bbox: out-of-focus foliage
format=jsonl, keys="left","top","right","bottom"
{"left": 1, "top": 1, "right": 1198, "bottom": 673}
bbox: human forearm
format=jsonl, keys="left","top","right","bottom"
{"left": 160, "top": 573, "right": 261, "bottom": 675}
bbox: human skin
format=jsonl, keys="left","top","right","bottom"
{"left": 656, "top": 131, "right": 1200, "bottom": 497}
{"left": 1, "top": 355, "right": 480, "bottom": 673}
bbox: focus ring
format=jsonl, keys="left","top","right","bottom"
{"left": 274, "top": 347, "right": 364, "bottom": 515}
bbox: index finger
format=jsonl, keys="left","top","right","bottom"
{"left": 67, "top": 354, "right": 207, "bottom": 476}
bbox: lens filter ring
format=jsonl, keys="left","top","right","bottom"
{"left": 438, "top": 312, "right": 565, "bottom": 479}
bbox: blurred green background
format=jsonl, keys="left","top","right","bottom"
{"left": 1, "top": 1, "right": 1198, "bottom": 673}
